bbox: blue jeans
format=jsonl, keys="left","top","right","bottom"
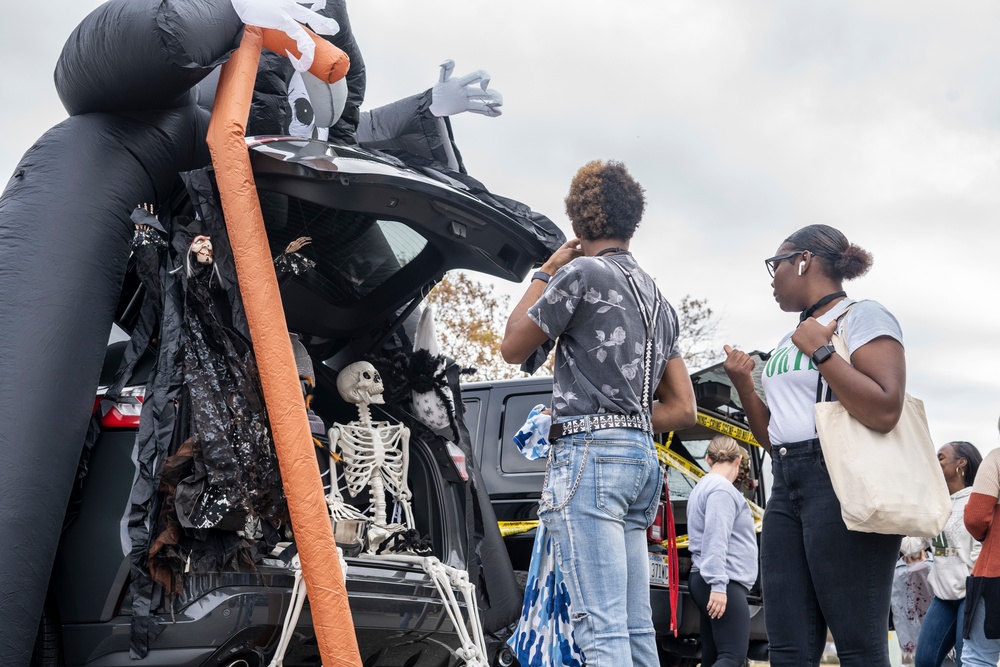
{"left": 962, "top": 597, "right": 1000, "bottom": 666}
{"left": 915, "top": 597, "right": 965, "bottom": 667}
{"left": 762, "top": 439, "right": 901, "bottom": 667}
{"left": 538, "top": 427, "right": 663, "bottom": 667}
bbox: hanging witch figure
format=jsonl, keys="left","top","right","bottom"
{"left": 130, "top": 203, "right": 288, "bottom": 596}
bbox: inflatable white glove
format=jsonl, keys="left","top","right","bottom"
{"left": 230, "top": 0, "right": 340, "bottom": 72}
{"left": 429, "top": 60, "right": 503, "bottom": 118}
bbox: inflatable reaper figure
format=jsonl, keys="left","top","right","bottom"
{"left": 0, "top": 0, "right": 552, "bottom": 662}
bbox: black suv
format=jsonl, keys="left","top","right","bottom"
{"left": 32, "top": 138, "right": 562, "bottom": 667}
{"left": 462, "top": 358, "right": 772, "bottom": 667}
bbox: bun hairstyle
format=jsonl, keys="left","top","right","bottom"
{"left": 706, "top": 435, "right": 742, "bottom": 464}
{"left": 784, "top": 224, "right": 873, "bottom": 282}
{"left": 564, "top": 160, "right": 646, "bottom": 241}
{"left": 948, "top": 441, "right": 983, "bottom": 487}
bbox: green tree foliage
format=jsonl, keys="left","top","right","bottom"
{"left": 424, "top": 272, "right": 534, "bottom": 382}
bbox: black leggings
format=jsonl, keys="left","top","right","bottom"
{"left": 689, "top": 571, "right": 750, "bottom": 667}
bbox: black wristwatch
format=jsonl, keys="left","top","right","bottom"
{"left": 531, "top": 270, "right": 552, "bottom": 284}
{"left": 811, "top": 344, "right": 836, "bottom": 366}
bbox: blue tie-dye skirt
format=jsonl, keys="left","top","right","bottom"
{"left": 507, "top": 524, "right": 585, "bottom": 667}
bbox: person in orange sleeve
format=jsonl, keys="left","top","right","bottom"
{"left": 961, "top": 417, "right": 1000, "bottom": 666}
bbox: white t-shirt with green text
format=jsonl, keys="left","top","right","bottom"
{"left": 760, "top": 299, "right": 903, "bottom": 445}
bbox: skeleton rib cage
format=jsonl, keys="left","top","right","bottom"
{"left": 331, "top": 421, "right": 409, "bottom": 501}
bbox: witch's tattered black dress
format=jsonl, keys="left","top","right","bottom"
{"left": 130, "top": 224, "right": 286, "bottom": 590}
{"left": 118, "top": 211, "right": 287, "bottom": 657}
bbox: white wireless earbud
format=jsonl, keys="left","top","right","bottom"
{"left": 798, "top": 260, "right": 806, "bottom": 276}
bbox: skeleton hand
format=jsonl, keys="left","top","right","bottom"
{"left": 229, "top": 0, "right": 340, "bottom": 72}
{"left": 429, "top": 60, "right": 503, "bottom": 118}
{"left": 328, "top": 498, "right": 367, "bottom": 522}
{"left": 284, "top": 236, "right": 312, "bottom": 254}
{"left": 130, "top": 204, "right": 167, "bottom": 242}
{"left": 132, "top": 203, "right": 157, "bottom": 229}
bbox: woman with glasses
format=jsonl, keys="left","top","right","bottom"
{"left": 722, "top": 224, "right": 906, "bottom": 667}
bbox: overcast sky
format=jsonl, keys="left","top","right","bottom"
{"left": 2, "top": 1, "right": 998, "bottom": 450}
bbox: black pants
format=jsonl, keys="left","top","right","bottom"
{"left": 689, "top": 571, "right": 750, "bottom": 667}
{"left": 763, "top": 439, "right": 901, "bottom": 667}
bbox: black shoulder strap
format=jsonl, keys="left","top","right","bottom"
{"left": 606, "top": 257, "right": 661, "bottom": 417}
{"left": 815, "top": 302, "right": 857, "bottom": 404}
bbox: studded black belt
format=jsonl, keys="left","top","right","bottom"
{"left": 549, "top": 413, "right": 652, "bottom": 440}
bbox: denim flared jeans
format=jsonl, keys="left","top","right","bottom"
{"left": 538, "top": 427, "right": 663, "bottom": 667}
{"left": 762, "top": 438, "right": 901, "bottom": 667}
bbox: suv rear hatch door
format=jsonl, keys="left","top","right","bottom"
{"left": 246, "top": 137, "right": 563, "bottom": 341}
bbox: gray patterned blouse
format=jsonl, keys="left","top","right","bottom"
{"left": 526, "top": 253, "right": 680, "bottom": 419}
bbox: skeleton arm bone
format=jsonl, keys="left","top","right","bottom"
{"left": 398, "top": 427, "right": 415, "bottom": 528}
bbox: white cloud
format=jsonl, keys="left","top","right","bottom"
{"left": 1, "top": 0, "right": 997, "bottom": 449}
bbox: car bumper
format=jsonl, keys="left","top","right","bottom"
{"left": 61, "top": 560, "right": 475, "bottom": 667}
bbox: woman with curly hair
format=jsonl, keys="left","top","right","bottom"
{"left": 723, "top": 224, "right": 907, "bottom": 666}
{"left": 502, "top": 160, "right": 697, "bottom": 667}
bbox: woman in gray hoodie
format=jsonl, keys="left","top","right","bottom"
{"left": 688, "top": 435, "right": 759, "bottom": 666}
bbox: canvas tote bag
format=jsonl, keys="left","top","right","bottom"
{"left": 814, "top": 305, "right": 950, "bottom": 538}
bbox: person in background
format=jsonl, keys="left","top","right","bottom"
{"left": 501, "top": 160, "right": 697, "bottom": 667}
{"left": 901, "top": 441, "right": 982, "bottom": 667}
{"left": 687, "top": 435, "right": 759, "bottom": 667}
{"left": 891, "top": 549, "right": 935, "bottom": 663}
{"left": 961, "top": 418, "right": 1000, "bottom": 666}
{"left": 722, "top": 224, "right": 906, "bottom": 667}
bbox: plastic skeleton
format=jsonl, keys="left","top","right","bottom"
{"left": 327, "top": 361, "right": 413, "bottom": 553}
{"left": 269, "top": 362, "right": 488, "bottom": 667}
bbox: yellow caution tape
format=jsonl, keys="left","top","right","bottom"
{"left": 696, "top": 412, "right": 762, "bottom": 448}
{"left": 655, "top": 442, "right": 705, "bottom": 482}
{"left": 498, "top": 520, "right": 538, "bottom": 537}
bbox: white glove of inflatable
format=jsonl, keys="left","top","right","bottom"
{"left": 429, "top": 60, "right": 503, "bottom": 118}
{"left": 230, "top": 0, "right": 340, "bottom": 72}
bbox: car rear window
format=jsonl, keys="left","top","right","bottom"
{"left": 259, "top": 190, "right": 428, "bottom": 305}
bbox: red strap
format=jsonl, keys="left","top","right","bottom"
{"left": 664, "top": 472, "right": 679, "bottom": 636}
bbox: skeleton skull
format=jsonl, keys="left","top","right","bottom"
{"left": 190, "top": 235, "right": 214, "bottom": 265}
{"left": 336, "top": 361, "right": 385, "bottom": 405}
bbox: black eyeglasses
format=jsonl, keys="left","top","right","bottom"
{"left": 764, "top": 250, "right": 805, "bottom": 278}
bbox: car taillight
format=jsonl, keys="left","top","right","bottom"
{"left": 647, "top": 500, "right": 666, "bottom": 542}
{"left": 94, "top": 386, "right": 146, "bottom": 429}
{"left": 444, "top": 441, "right": 469, "bottom": 482}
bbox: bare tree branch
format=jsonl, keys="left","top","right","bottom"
{"left": 426, "top": 275, "right": 720, "bottom": 380}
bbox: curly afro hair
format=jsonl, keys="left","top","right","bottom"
{"left": 564, "top": 160, "right": 646, "bottom": 241}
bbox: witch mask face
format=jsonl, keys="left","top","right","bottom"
{"left": 191, "top": 235, "right": 214, "bottom": 265}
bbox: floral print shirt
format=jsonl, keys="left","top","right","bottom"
{"left": 527, "top": 253, "right": 680, "bottom": 419}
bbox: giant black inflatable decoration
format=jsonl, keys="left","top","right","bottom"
{"left": 0, "top": 0, "right": 542, "bottom": 664}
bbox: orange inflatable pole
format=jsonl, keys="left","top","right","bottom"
{"left": 206, "top": 26, "right": 361, "bottom": 667}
